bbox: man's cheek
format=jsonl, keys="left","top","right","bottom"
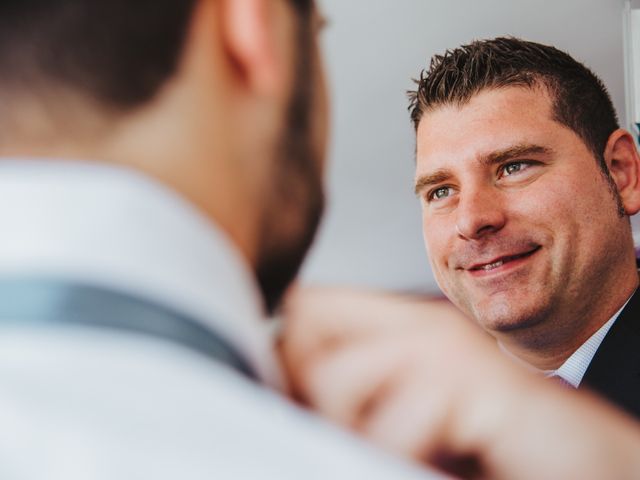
{"left": 430, "top": 257, "right": 454, "bottom": 299}
{"left": 422, "top": 241, "right": 440, "bottom": 277}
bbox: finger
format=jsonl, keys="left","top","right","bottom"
{"left": 292, "top": 335, "right": 412, "bottom": 426}
{"left": 280, "top": 287, "right": 468, "bottom": 369}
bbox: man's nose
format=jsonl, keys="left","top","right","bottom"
{"left": 455, "top": 187, "right": 506, "bottom": 240}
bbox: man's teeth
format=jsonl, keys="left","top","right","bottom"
{"left": 481, "top": 260, "right": 504, "bottom": 271}
{"left": 472, "top": 248, "right": 539, "bottom": 272}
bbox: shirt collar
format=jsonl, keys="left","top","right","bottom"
{"left": 497, "top": 292, "right": 634, "bottom": 386}
{"left": 549, "top": 294, "right": 633, "bottom": 387}
{"left": 0, "top": 158, "right": 283, "bottom": 387}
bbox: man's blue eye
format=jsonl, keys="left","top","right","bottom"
{"left": 503, "top": 162, "right": 524, "bottom": 175}
{"left": 431, "top": 187, "right": 450, "bottom": 200}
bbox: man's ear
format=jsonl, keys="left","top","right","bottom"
{"left": 604, "top": 129, "right": 640, "bottom": 216}
{"left": 217, "top": 0, "right": 292, "bottom": 96}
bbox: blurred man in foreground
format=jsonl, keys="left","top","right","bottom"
{"left": 0, "top": 1, "right": 440, "bottom": 478}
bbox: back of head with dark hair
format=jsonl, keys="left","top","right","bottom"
{"left": 408, "top": 37, "right": 620, "bottom": 169}
{"left": 0, "top": 0, "right": 313, "bottom": 111}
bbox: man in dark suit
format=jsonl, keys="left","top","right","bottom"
{"left": 582, "top": 275, "right": 640, "bottom": 417}
{"left": 408, "top": 36, "right": 640, "bottom": 417}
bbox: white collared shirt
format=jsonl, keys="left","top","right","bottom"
{"left": 0, "top": 159, "right": 440, "bottom": 480}
{"left": 0, "top": 158, "right": 281, "bottom": 385}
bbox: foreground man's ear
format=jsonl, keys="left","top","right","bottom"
{"left": 213, "top": 0, "right": 294, "bottom": 96}
{"left": 604, "top": 129, "right": 640, "bottom": 216}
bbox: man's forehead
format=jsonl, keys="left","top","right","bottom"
{"left": 417, "top": 85, "right": 556, "bottom": 136}
{"left": 415, "top": 87, "right": 559, "bottom": 164}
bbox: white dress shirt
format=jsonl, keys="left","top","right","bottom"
{"left": 0, "top": 159, "right": 441, "bottom": 480}
{"left": 0, "top": 158, "right": 280, "bottom": 385}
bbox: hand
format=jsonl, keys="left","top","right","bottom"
{"left": 279, "top": 287, "right": 640, "bottom": 479}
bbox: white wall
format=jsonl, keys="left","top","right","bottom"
{"left": 301, "top": 0, "right": 628, "bottom": 293}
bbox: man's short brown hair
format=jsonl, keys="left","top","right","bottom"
{"left": 0, "top": 0, "right": 313, "bottom": 111}
{"left": 408, "top": 37, "right": 619, "bottom": 169}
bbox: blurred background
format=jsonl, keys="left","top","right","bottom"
{"left": 301, "top": 0, "right": 633, "bottom": 293}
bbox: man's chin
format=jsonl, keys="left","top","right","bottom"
{"left": 471, "top": 298, "right": 549, "bottom": 334}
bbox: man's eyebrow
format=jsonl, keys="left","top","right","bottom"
{"left": 414, "top": 169, "right": 452, "bottom": 196}
{"left": 413, "top": 144, "right": 553, "bottom": 196}
{"left": 479, "top": 144, "right": 553, "bottom": 166}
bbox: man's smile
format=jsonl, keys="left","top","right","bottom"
{"left": 459, "top": 245, "right": 542, "bottom": 277}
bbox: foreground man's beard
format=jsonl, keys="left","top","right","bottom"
{"left": 255, "top": 20, "right": 325, "bottom": 315}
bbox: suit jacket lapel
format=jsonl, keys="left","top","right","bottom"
{"left": 581, "top": 287, "right": 640, "bottom": 419}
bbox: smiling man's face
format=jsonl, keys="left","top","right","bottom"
{"left": 415, "top": 86, "right": 630, "bottom": 336}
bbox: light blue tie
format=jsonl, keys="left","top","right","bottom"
{"left": 0, "top": 277, "right": 257, "bottom": 380}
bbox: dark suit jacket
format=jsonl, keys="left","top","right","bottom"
{"left": 581, "top": 287, "right": 640, "bottom": 419}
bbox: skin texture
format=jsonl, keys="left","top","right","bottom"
{"left": 415, "top": 86, "right": 640, "bottom": 368}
